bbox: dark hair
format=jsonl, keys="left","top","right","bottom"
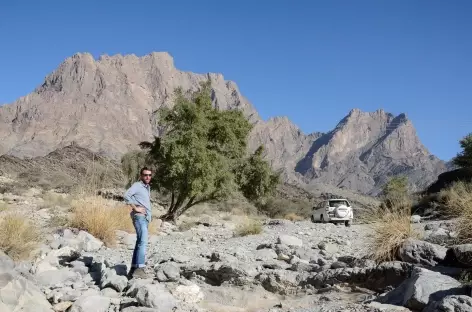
{"left": 140, "top": 167, "right": 152, "bottom": 175}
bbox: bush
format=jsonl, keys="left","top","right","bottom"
{"left": 234, "top": 217, "right": 263, "bottom": 237}
{"left": 453, "top": 133, "right": 472, "bottom": 169}
{"left": 381, "top": 176, "right": 410, "bottom": 210}
{"left": 257, "top": 196, "right": 312, "bottom": 219}
{"left": 0, "top": 214, "right": 40, "bottom": 260}
{"left": 368, "top": 201, "right": 419, "bottom": 263}
{"left": 69, "top": 196, "right": 134, "bottom": 246}
{"left": 440, "top": 181, "right": 472, "bottom": 242}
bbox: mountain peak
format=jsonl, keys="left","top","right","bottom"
{"left": 0, "top": 52, "right": 446, "bottom": 197}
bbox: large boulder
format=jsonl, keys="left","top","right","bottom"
{"left": 397, "top": 239, "right": 447, "bottom": 266}
{"left": 136, "top": 284, "right": 178, "bottom": 311}
{"left": 76, "top": 231, "right": 103, "bottom": 252}
{"left": 99, "top": 266, "right": 128, "bottom": 292}
{"left": 68, "top": 295, "right": 111, "bottom": 312}
{"left": 155, "top": 262, "right": 180, "bottom": 282}
{"left": 317, "top": 241, "right": 338, "bottom": 254}
{"left": 0, "top": 271, "right": 53, "bottom": 312}
{"left": 376, "top": 267, "right": 467, "bottom": 311}
{"left": 57, "top": 230, "right": 103, "bottom": 252}
{"left": 303, "top": 261, "right": 413, "bottom": 291}
{"left": 36, "top": 268, "right": 81, "bottom": 288}
{"left": 171, "top": 283, "right": 204, "bottom": 304}
{"left": 424, "top": 295, "right": 472, "bottom": 312}
{"left": 277, "top": 235, "right": 303, "bottom": 248}
{"left": 0, "top": 251, "right": 14, "bottom": 274}
{"left": 181, "top": 260, "right": 259, "bottom": 286}
{"left": 254, "top": 248, "right": 278, "bottom": 262}
{"left": 125, "top": 278, "right": 154, "bottom": 297}
{"left": 256, "top": 270, "right": 303, "bottom": 295}
{"left": 443, "top": 244, "right": 472, "bottom": 268}
{"left": 33, "top": 246, "right": 80, "bottom": 274}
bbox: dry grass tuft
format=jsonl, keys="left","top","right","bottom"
{"left": 234, "top": 217, "right": 263, "bottom": 237}
{"left": 0, "top": 214, "right": 40, "bottom": 260}
{"left": 368, "top": 201, "right": 419, "bottom": 263}
{"left": 69, "top": 196, "right": 134, "bottom": 246}
{"left": 440, "top": 181, "right": 472, "bottom": 242}
{"left": 41, "top": 192, "right": 72, "bottom": 208}
{"left": 283, "top": 213, "right": 304, "bottom": 222}
{"left": 0, "top": 202, "right": 8, "bottom": 213}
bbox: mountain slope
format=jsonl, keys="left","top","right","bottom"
{"left": 292, "top": 109, "right": 446, "bottom": 194}
{"left": 0, "top": 52, "right": 446, "bottom": 195}
{"left": 0, "top": 52, "right": 259, "bottom": 159}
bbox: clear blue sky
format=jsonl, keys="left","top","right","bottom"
{"left": 1, "top": 0, "right": 471, "bottom": 161}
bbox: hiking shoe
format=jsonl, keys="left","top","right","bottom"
{"left": 127, "top": 268, "right": 136, "bottom": 279}
{"left": 132, "top": 268, "right": 148, "bottom": 279}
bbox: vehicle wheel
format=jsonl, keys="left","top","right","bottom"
{"left": 311, "top": 215, "right": 316, "bottom": 223}
{"left": 320, "top": 215, "right": 325, "bottom": 223}
{"left": 334, "top": 222, "right": 340, "bottom": 226}
{"left": 345, "top": 220, "right": 352, "bottom": 227}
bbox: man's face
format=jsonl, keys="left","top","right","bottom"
{"left": 141, "top": 170, "right": 152, "bottom": 185}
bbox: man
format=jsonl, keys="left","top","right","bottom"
{"left": 123, "top": 167, "right": 152, "bottom": 279}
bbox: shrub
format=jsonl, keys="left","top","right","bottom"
{"left": 453, "top": 133, "right": 472, "bottom": 169}
{"left": 381, "top": 176, "right": 410, "bottom": 210}
{"left": 440, "top": 181, "right": 472, "bottom": 242}
{"left": 0, "top": 214, "right": 40, "bottom": 260}
{"left": 69, "top": 196, "right": 134, "bottom": 246}
{"left": 257, "top": 196, "right": 312, "bottom": 219}
{"left": 368, "top": 201, "right": 419, "bottom": 263}
{"left": 234, "top": 217, "right": 263, "bottom": 237}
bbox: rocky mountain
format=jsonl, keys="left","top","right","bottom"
{"left": 250, "top": 109, "right": 446, "bottom": 195}
{"left": 0, "top": 52, "right": 259, "bottom": 160}
{"left": 0, "top": 52, "right": 446, "bottom": 195}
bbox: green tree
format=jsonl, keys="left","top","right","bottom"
{"left": 235, "top": 146, "right": 280, "bottom": 202}
{"left": 121, "top": 150, "right": 147, "bottom": 187}
{"left": 453, "top": 133, "right": 472, "bottom": 169}
{"left": 136, "top": 81, "right": 277, "bottom": 221}
{"left": 381, "top": 175, "right": 409, "bottom": 210}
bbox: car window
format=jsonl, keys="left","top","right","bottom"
{"left": 329, "top": 200, "right": 350, "bottom": 207}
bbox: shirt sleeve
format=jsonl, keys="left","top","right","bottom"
{"left": 123, "top": 182, "right": 138, "bottom": 204}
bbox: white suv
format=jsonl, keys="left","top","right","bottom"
{"left": 311, "top": 199, "right": 353, "bottom": 227}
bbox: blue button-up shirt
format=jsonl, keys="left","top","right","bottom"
{"left": 124, "top": 181, "right": 151, "bottom": 222}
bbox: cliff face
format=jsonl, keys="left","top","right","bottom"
{"left": 0, "top": 52, "right": 446, "bottom": 195}
{"left": 0, "top": 52, "right": 259, "bottom": 159}
{"left": 291, "top": 109, "right": 446, "bottom": 194}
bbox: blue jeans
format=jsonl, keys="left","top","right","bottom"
{"left": 131, "top": 214, "right": 148, "bottom": 268}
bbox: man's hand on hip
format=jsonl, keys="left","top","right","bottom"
{"left": 131, "top": 205, "right": 146, "bottom": 215}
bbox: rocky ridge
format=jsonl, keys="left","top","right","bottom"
{"left": 0, "top": 52, "right": 446, "bottom": 195}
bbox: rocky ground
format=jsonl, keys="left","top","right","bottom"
{"left": 1, "top": 186, "right": 472, "bottom": 312}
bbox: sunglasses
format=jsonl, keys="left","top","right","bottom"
{"left": 142, "top": 174, "right": 152, "bottom": 177}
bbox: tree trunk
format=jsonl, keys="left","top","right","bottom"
{"left": 159, "top": 212, "right": 177, "bottom": 223}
